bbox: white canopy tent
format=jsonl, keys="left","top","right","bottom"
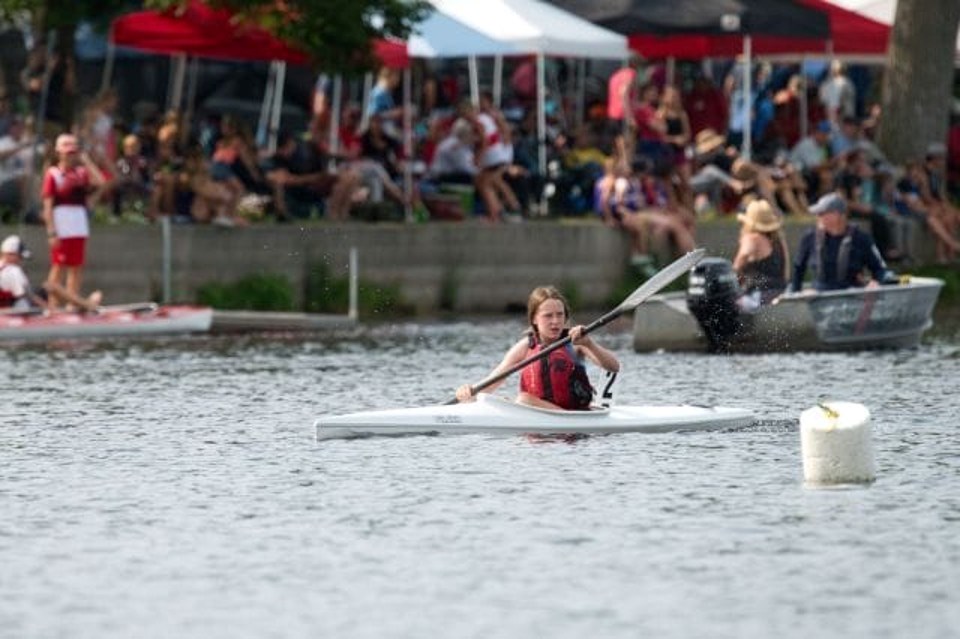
{"left": 348, "top": 0, "right": 629, "bottom": 218}
{"left": 407, "top": 10, "right": 522, "bottom": 58}
{"left": 424, "top": 0, "right": 630, "bottom": 179}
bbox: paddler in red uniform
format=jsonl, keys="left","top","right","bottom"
{"left": 456, "top": 286, "right": 620, "bottom": 410}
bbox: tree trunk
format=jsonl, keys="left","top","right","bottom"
{"left": 878, "top": 0, "right": 960, "bottom": 164}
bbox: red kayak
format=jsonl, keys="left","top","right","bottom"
{"left": 0, "top": 303, "right": 213, "bottom": 341}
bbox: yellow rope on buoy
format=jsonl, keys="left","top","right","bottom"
{"left": 817, "top": 402, "right": 839, "bottom": 431}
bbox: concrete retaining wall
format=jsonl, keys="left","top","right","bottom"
{"left": 6, "top": 217, "right": 935, "bottom": 314}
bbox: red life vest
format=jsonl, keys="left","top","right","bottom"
{"left": 519, "top": 333, "right": 594, "bottom": 410}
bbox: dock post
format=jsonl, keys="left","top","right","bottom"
{"left": 161, "top": 215, "right": 172, "bottom": 304}
{"left": 348, "top": 247, "right": 359, "bottom": 321}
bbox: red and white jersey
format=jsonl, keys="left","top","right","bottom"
{"left": 42, "top": 165, "right": 91, "bottom": 239}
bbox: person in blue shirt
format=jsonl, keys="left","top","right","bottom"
{"left": 790, "top": 192, "right": 896, "bottom": 292}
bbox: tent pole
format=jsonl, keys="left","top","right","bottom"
{"left": 575, "top": 58, "right": 585, "bottom": 128}
{"left": 329, "top": 75, "right": 343, "bottom": 172}
{"left": 469, "top": 55, "right": 479, "bottom": 106}
{"left": 403, "top": 66, "right": 414, "bottom": 222}
{"left": 800, "top": 57, "right": 808, "bottom": 140}
{"left": 360, "top": 72, "right": 373, "bottom": 131}
{"left": 537, "top": 52, "right": 547, "bottom": 214}
{"left": 182, "top": 56, "right": 199, "bottom": 149}
{"left": 493, "top": 55, "right": 503, "bottom": 108}
{"left": 267, "top": 61, "right": 286, "bottom": 154}
{"left": 168, "top": 53, "right": 187, "bottom": 113}
{"left": 101, "top": 37, "right": 115, "bottom": 92}
{"left": 742, "top": 35, "right": 752, "bottom": 162}
{"left": 257, "top": 61, "right": 276, "bottom": 148}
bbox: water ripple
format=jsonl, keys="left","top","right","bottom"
{"left": 2, "top": 320, "right": 959, "bottom": 638}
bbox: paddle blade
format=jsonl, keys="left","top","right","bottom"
{"left": 617, "top": 248, "right": 706, "bottom": 313}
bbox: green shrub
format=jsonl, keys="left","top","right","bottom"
{"left": 304, "top": 262, "right": 411, "bottom": 317}
{"left": 196, "top": 273, "right": 295, "bottom": 311}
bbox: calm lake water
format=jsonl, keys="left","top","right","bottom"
{"left": 3, "top": 313, "right": 960, "bottom": 639}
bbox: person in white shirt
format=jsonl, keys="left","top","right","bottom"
{"left": 0, "top": 235, "right": 102, "bottom": 313}
{"left": 818, "top": 60, "right": 856, "bottom": 124}
{"left": 0, "top": 117, "right": 38, "bottom": 217}
{"left": 429, "top": 119, "right": 477, "bottom": 183}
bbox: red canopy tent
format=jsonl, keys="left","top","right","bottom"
{"left": 111, "top": 0, "right": 309, "bottom": 64}
{"left": 797, "top": 0, "right": 889, "bottom": 58}
{"left": 111, "top": 0, "right": 410, "bottom": 68}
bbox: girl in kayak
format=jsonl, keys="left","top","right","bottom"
{"left": 456, "top": 286, "right": 620, "bottom": 410}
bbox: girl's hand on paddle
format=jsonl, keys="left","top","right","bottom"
{"left": 455, "top": 384, "right": 476, "bottom": 403}
{"left": 569, "top": 325, "right": 591, "bottom": 346}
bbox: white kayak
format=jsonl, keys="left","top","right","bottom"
{"left": 314, "top": 394, "right": 755, "bottom": 441}
{"left": 0, "top": 303, "right": 212, "bottom": 341}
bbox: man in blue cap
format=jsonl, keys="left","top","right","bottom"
{"left": 790, "top": 192, "right": 896, "bottom": 292}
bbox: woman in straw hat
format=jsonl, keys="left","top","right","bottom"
{"left": 732, "top": 198, "right": 789, "bottom": 310}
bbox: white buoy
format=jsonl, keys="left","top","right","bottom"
{"left": 799, "top": 401, "right": 875, "bottom": 486}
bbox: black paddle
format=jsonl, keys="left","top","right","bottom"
{"left": 447, "top": 248, "right": 707, "bottom": 405}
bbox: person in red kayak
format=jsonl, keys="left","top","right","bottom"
{"left": 456, "top": 286, "right": 620, "bottom": 410}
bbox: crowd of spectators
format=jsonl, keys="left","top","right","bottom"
{"left": 1, "top": 56, "right": 959, "bottom": 264}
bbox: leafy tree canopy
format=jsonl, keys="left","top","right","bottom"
{"left": 145, "top": 0, "right": 430, "bottom": 72}
{"left": 0, "top": 0, "right": 430, "bottom": 72}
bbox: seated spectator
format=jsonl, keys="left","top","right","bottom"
{"left": 428, "top": 118, "right": 477, "bottom": 184}
{"left": 630, "top": 82, "right": 669, "bottom": 170}
{"left": 788, "top": 120, "right": 834, "bottom": 201}
{"left": 921, "top": 144, "right": 960, "bottom": 261}
{"left": 352, "top": 113, "right": 412, "bottom": 208}
{"left": 768, "top": 151, "right": 810, "bottom": 217}
{"left": 1, "top": 234, "right": 102, "bottom": 313}
{"left": 841, "top": 153, "right": 905, "bottom": 261}
{"left": 112, "top": 134, "right": 151, "bottom": 220}
{"left": 475, "top": 92, "right": 522, "bottom": 221}
{"left": 769, "top": 74, "right": 804, "bottom": 150}
{"left": 263, "top": 131, "right": 362, "bottom": 221}
{"left": 594, "top": 157, "right": 648, "bottom": 256}
{"left": 594, "top": 156, "right": 696, "bottom": 262}
{"left": 557, "top": 126, "right": 608, "bottom": 215}
{"left": 0, "top": 117, "right": 37, "bottom": 222}
{"left": 896, "top": 160, "right": 960, "bottom": 263}
{"left": 209, "top": 115, "right": 258, "bottom": 209}
{"left": 149, "top": 112, "right": 186, "bottom": 218}
{"left": 838, "top": 152, "right": 889, "bottom": 254}
{"left": 732, "top": 198, "right": 789, "bottom": 309}
{"left": 830, "top": 116, "right": 889, "bottom": 169}
{"left": 683, "top": 73, "right": 728, "bottom": 139}
{"left": 690, "top": 129, "right": 742, "bottom": 215}
{"left": 180, "top": 146, "right": 246, "bottom": 227}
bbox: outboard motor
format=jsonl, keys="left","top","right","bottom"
{"left": 686, "top": 258, "right": 743, "bottom": 352}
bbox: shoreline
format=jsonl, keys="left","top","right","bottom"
{"left": 4, "top": 215, "right": 945, "bottom": 316}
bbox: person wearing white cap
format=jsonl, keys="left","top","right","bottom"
{"left": 0, "top": 235, "right": 39, "bottom": 310}
{"left": 790, "top": 192, "right": 896, "bottom": 293}
{"left": 41, "top": 133, "right": 106, "bottom": 310}
{"left": 0, "top": 234, "right": 102, "bottom": 313}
